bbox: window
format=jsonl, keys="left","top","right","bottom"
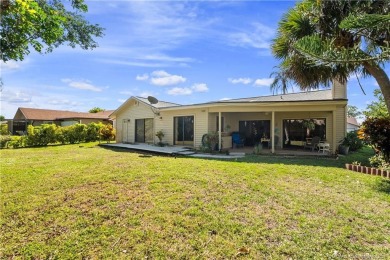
{"left": 283, "top": 119, "right": 326, "bottom": 147}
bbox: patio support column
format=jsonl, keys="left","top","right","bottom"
{"left": 333, "top": 110, "right": 337, "bottom": 153}
{"left": 271, "top": 111, "right": 275, "bottom": 153}
{"left": 218, "top": 111, "right": 222, "bottom": 151}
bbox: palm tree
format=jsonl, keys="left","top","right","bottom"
{"left": 271, "top": 0, "right": 390, "bottom": 112}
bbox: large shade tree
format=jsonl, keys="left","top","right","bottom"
{"left": 271, "top": 0, "right": 390, "bottom": 113}
{"left": 0, "top": 0, "right": 104, "bottom": 62}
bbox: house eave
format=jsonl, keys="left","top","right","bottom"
{"left": 159, "top": 99, "right": 348, "bottom": 112}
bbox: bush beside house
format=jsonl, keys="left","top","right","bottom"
{"left": 0, "top": 122, "right": 115, "bottom": 149}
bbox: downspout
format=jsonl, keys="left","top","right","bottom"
{"left": 333, "top": 110, "right": 337, "bottom": 153}
{"left": 218, "top": 112, "right": 222, "bottom": 151}
{"left": 271, "top": 111, "right": 275, "bottom": 153}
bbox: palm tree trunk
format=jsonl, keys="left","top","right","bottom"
{"left": 362, "top": 62, "right": 390, "bottom": 114}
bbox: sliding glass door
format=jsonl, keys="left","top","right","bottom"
{"left": 283, "top": 119, "right": 326, "bottom": 147}
{"left": 174, "top": 116, "right": 194, "bottom": 146}
{"left": 239, "top": 120, "right": 270, "bottom": 146}
{"left": 135, "top": 118, "right": 154, "bottom": 143}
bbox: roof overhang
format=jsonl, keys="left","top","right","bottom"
{"left": 110, "top": 96, "right": 158, "bottom": 118}
{"left": 159, "top": 99, "right": 348, "bottom": 112}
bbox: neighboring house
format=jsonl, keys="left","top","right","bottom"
{"left": 110, "top": 81, "right": 348, "bottom": 153}
{"left": 347, "top": 117, "right": 360, "bottom": 132}
{"left": 10, "top": 107, "right": 113, "bottom": 135}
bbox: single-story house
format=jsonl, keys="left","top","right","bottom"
{"left": 10, "top": 107, "right": 113, "bottom": 135}
{"left": 110, "top": 81, "right": 348, "bottom": 153}
{"left": 347, "top": 117, "right": 360, "bottom": 132}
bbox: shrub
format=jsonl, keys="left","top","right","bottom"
{"left": 201, "top": 132, "right": 219, "bottom": 152}
{"left": 342, "top": 131, "right": 363, "bottom": 152}
{"left": 55, "top": 127, "right": 69, "bottom": 144}
{"left": 0, "top": 135, "right": 11, "bottom": 148}
{"left": 26, "top": 125, "right": 39, "bottom": 146}
{"left": 67, "top": 124, "right": 87, "bottom": 144}
{"left": 85, "top": 123, "right": 103, "bottom": 142}
{"left": 100, "top": 124, "right": 115, "bottom": 143}
{"left": 359, "top": 117, "right": 390, "bottom": 163}
{"left": 0, "top": 123, "right": 9, "bottom": 135}
{"left": 9, "top": 136, "right": 26, "bottom": 149}
{"left": 26, "top": 124, "right": 57, "bottom": 146}
{"left": 369, "top": 154, "right": 390, "bottom": 171}
{"left": 253, "top": 143, "right": 263, "bottom": 155}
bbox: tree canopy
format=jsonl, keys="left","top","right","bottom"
{"left": 347, "top": 105, "right": 362, "bottom": 118}
{"left": 0, "top": 0, "right": 104, "bottom": 62}
{"left": 363, "top": 89, "right": 389, "bottom": 118}
{"left": 271, "top": 0, "right": 390, "bottom": 112}
{"left": 89, "top": 107, "right": 105, "bottom": 113}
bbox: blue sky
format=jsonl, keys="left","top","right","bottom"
{"left": 1, "top": 0, "right": 388, "bottom": 118}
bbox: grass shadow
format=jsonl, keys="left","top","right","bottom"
{"left": 374, "top": 179, "right": 390, "bottom": 194}
{"left": 98, "top": 145, "right": 175, "bottom": 158}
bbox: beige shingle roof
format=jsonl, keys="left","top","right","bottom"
{"left": 347, "top": 117, "right": 359, "bottom": 126}
{"left": 16, "top": 107, "right": 113, "bottom": 120}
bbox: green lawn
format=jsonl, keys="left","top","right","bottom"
{"left": 1, "top": 143, "right": 389, "bottom": 258}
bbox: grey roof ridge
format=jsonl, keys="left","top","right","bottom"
{"left": 213, "top": 89, "right": 332, "bottom": 103}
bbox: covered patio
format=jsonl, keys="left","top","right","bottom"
{"left": 210, "top": 109, "right": 335, "bottom": 154}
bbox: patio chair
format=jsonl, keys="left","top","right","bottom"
{"left": 268, "top": 136, "right": 279, "bottom": 149}
{"left": 232, "top": 132, "right": 245, "bottom": 148}
{"left": 304, "top": 136, "right": 320, "bottom": 151}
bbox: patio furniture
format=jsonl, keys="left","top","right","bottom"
{"left": 232, "top": 132, "right": 245, "bottom": 148}
{"left": 267, "top": 136, "right": 279, "bottom": 149}
{"left": 317, "top": 142, "right": 330, "bottom": 154}
{"left": 261, "top": 138, "right": 270, "bottom": 148}
{"left": 303, "top": 136, "right": 320, "bottom": 151}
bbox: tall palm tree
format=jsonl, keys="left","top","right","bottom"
{"left": 271, "top": 0, "right": 390, "bottom": 112}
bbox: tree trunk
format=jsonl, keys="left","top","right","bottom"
{"left": 363, "top": 62, "right": 390, "bottom": 114}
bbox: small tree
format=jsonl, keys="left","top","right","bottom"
{"left": 100, "top": 124, "right": 115, "bottom": 143}
{"left": 89, "top": 107, "right": 105, "bottom": 113}
{"left": 85, "top": 122, "right": 103, "bottom": 142}
{"left": 0, "top": 123, "right": 8, "bottom": 135}
{"left": 70, "top": 124, "right": 87, "bottom": 144}
{"left": 347, "top": 105, "right": 362, "bottom": 118}
{"left": 363, "top": 89, "right": 389, "bottom": 119}
{"left": 155, "top": 130, "right": 164, "bottom": 146}
{"left": 359, "top": 117, "right": 390, "bottom": 163}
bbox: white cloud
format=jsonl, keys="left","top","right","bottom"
{"left": 61, "top": 78, "right": 103, "bottom": 92}
{"left": 138, "top": 91, "right": 155, "bottom": 98}
{"left": 167, "top": 87, "right": 192, "bottom": 96}
{"left": 96, "top": 59, "right": 170, "bottom": 68}
{"left": 253, "top": 78, "right": 274, "bottom": 87}
{"left": 167, "top": 83, "right": 209, "bottom": 96}
{"left": 47, "top": 99, "right": 81, "bottom": 106}
{"left": 118, "top": 99, "right": 126, "bottom": 103}
{"left": 136, "top": 74, "right": 149, "bottom": 81}
{"left": 0, "top": 89, "right": 32, "bottom": 103}
{"left": 227, "top": 22, "right": 274, "bottom": 50}
{"left": 90, "top": 2, "right": 212, "bottom": 68}
{"left": 1, "top": 60, "right": 21, "bottom": 70}
{"left": 150, "top": 70, "right": 186, "bottom": 86}
{"left": 192, "top": 83, "right": 209, "bottom": 93}
{"left": 151, "top": 70, "right": 170, "bottom": 77}
{"left": 228, "top": 78, "right": 252, "bottom": 84}
{"left": 0, "top": 59, "right": 29, "bottom": 72}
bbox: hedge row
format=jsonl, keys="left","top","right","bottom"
{"left": 0, "top": 123, "right": 115, "bottom": 149}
